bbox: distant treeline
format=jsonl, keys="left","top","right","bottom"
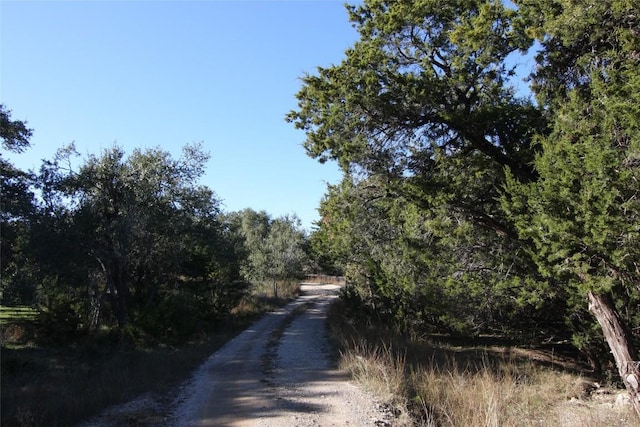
{"left": 1, "top": 117, "right": 313, "bottom": 344}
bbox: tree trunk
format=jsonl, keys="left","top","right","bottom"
{"left": 108, "top": 255, "right": 128, "bottom": 330}
{"left": 588, "top": 291, "right": 640, "bottom": 418}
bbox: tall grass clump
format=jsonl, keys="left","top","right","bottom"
{"left": 327, "top": 299, "right": 637, "bottom": 427}
{"left": 340, "top": 340, "right": 408, "bottom": 403}
{"left": 411, "top": 358, "right": 586, "bottom": 426}
{"left": 231, "top": 279, "right": 300, "bottom": 319}
{"left": 250, "top": 279, "right": 300, "bottom": 302}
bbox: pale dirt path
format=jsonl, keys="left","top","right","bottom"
{"left": 79, "top": 284, "right": 389, "bottom": 427}
{"left": 169, "top": 283, "right": 389, "bottom": 427}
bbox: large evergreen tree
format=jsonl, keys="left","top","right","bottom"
{"left": 504, "top": 0, "right": 640, "bottom": 415}
{"left": 288, "top": 0, "right": 551, "bottom": 334}
{"left": 291, "top": 0, "right": 640, "bottom": 412}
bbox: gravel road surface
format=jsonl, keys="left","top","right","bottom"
{"left": 79, "top": 283, "right": 389, "bottom": 427}
{"left": 169, "top": 283, "right": 386, "bottom": 426}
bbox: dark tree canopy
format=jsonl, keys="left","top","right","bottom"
{"left": 294, "top": 0, "right": 640, "bottom": 414}
{"left": 3, "top": 142, "right": 252, "bottom": 344}
{"left": 0, "top": 104, "right": 32, "bottom": 153}
{"left": 287, "top": 0, "right": 545, "bottom": 183}
{"left": 0, "top": 104, "right": 36, "bottom": 305}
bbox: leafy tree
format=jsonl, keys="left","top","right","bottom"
{"left": 317, "top": 174, "right": 565, "bottom": 337}
{"left": 264, "top": 215, "right": 308, "bottom": 296}
{"left": 287, "top": 0, "right": 544, "bottom": 186}
{"left": 0, "top": 104, "right": 32, "bottom": 153}
{"left": 224, "top": 209, "right": 272, "bottom": 282}
{"left": 504, "top": 0, "right": 640, "bottom": 414}
{"left": 291, "top": 1, "right": 640, "bottom": 410}
{"left": 288, "top": 0, "right": 556, "bottom": 335}
{"left": 308, "top": 222, "right": 344, "bottom": 277}
{"left": 0, "top": 105, "right": 36, "bottom": 304}
{"left": 226, "top": 209, "right": 309, "bottom": 296}
{"left": 32, "top": 143, "right": 244, "bottom": 341}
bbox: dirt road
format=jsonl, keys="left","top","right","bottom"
{"left": 169, "top": 283, "right": 388, "bottom": 426}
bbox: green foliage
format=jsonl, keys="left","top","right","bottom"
{"left": 38, "top": 295, "right": 85, "bottom": 343}
{"left": 502, "top": 9, "right": 640, "bottom": 372}
{"left": 288, "top": 0, "right": 549, "bottom": 338}
{"left": 308, "top": 223, "right": 344, "bottom": 276}
{"left": 0, "top": 218, "right": 38, "bottom": 305}
{"left": 19, "top": 143, "right": 249, "bottom": 343}
{"left": 516, "top": 0, "right": 640, "bottom": 107}
{"left": 0, "top": 104, "right": 32, "bottom": 153}
{"left": 509, "top": 0, "right": 640, "bottom": 394}
{"left": 314, "top": 173, "right": 565, "bottom": 339}
{"left": 1, "top": 114, "right": 309, "bottom": 346}
{"left": 292, "top": 0, "right": 640, "bottom": 382}
{"left": 1, "top": 106, "right": 37, "bottom": 306}
{"left": 504, "top": 80, "right": 640, "bottom": 294}
{"left": 504, "top": 0, "right": 640, "bottom": 296}
{"left": 225, "top": 209, "right": 309, "bottom": 288}
{"left": 287, "top": 0, "right": 543, "bottom": 182}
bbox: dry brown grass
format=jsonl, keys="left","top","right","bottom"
{"left": 328, "top": 301, "right": 638, "bottom": 427}
{"left": 249, "top": 279, "right": 301, "bottom": 300}
{"left": 340, "top": 341, "right": 408, "bottom": 403}
{"left": 409, "top": 358, "right": 588, "bottom": 426}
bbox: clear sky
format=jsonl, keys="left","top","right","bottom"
{"left": 1, "top": 0, "right": 359, "bottom": 230}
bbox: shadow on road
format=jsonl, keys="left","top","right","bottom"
{"left": 172, "top": 283, "right": 361, "bottom": 427}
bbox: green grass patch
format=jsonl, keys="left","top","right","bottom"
{"left": 1, "top": 306, "right": 40, "bottom": 349}
{"left": 0, "top": 306, "right": 38, "bottom": 323}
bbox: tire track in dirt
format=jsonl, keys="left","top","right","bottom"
{"left": 170, "top": 283, "right": 387, "bottom": 427}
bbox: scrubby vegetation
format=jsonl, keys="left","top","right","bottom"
{"left": 293, "top": 0, "right": 640, "bottom": 416}
{"left": 0, "top": 280, "right": 301, "bottom": 426}
{"left": 328, "top": 299, "right": 638, "bottom": 426}
{"left": 1, "top": 105, "right": 311, "bottom": 424}
{"left": 3, "top": 0, "right": 640, "bottom": 424}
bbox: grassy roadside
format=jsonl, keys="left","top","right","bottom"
{"left": 326, "top": 299, "right": 638, "bottom": 427}
{"left": 2, "top": 335, "right": 233, "bottom": 426}
{"left": 1, "top": 280, "right": 300, "bottom": 427}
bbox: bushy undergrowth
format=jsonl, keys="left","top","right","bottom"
{"left": 1, "top": 342, "right": 223, "bottom": 426}
{"left": 0, "top": 279, "right": 300, "bottom": 427}
{"left": 327, "top": 300, "right": 638, "bottom": 427}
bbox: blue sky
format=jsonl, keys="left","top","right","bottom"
{"left": 1, "top": 0, "right": 359, "bottom": 230}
